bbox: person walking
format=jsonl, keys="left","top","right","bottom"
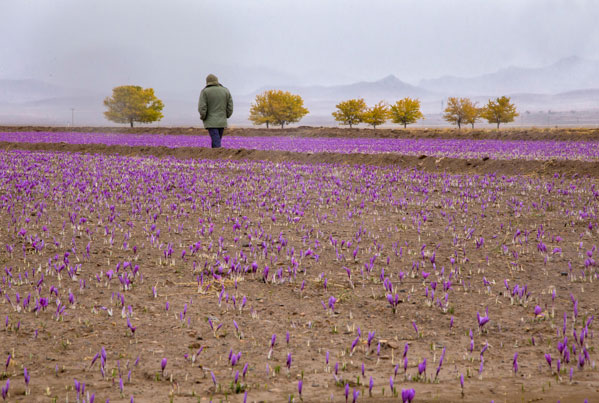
{"left": 198, "top": 74, "right": 233, "bottom": 148}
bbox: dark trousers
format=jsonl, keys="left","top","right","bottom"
{"left": 208, "top": 128, "right": 224, "bottom": 148}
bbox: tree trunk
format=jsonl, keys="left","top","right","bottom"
{"left": 403, "top": 122, "right": 407, "bottom": 129}
{"left": 266, "top": 122, "right": 269, "bottom": 129}
{"left": 457, "top": 121, "right": 461, "bottom": 130}
{"left": 471, "top": 123, "right": 475, "bottom": 129}
{"left": 130, "top": 120, "right": 134, "bottom": 128}
{"left": 281, "top": 123, "right": 284, "bottom": 129}
{"left": 349, "top": 123, "right": 352, "bottom": 129}
{"left": 496, "top": 122, "right": 500, "bottom": 129}
{"left": 373, "top": 125, "right": 376, "bottom": 130}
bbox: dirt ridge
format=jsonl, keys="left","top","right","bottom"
{"left": 1, "top": 141, "right": 598, "bottom": 178}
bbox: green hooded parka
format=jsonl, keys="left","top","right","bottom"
{"left": 198, "top": 74, "right": 233, "bottom": 128}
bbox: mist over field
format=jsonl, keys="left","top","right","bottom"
{"left": 1, "top": 0, "right": 599, "bottom": 126}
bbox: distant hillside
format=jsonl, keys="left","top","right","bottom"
{"left": 0, "top": 79, "right": 92, "bottom": 104}
{"left": 419, "top": 56, "right": 599, "bottom": 95}
{"left": 251, "top": 75, "right": 432, "bottom": 103}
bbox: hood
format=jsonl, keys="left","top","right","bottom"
{"left": 206, "top": 74, "right": 219, "bottom": 86}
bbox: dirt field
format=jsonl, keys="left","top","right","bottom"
{"left": 0, "top": 136, "right": 598, "bottom": 402}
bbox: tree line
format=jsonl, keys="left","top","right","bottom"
{"left": 330, "top": 96, "right": 518, "bottom": 129}
{"left": 250, "top": 92, "right": 518, "bottom": 129}
{"left": 103, "top": 85, "right": 518, "bottom": 129}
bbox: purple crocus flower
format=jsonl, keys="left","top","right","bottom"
{"left": 418, "top": 358, "right": 426, "bottom": 376}
{"left": 401, "top": 388, "right": 415, "bottom": 403}
{"left": 534, "top": 305, "right": 543, "bottom": 317}
{"left": 126, "top": 317, "right": 136, "bottom": 334}
{"left": 23, "top": 367, "right": 30, "bottom": 389}
{"left": 557, "top": 358, "right": 561, "bottom": 373}
{"left": 545, "top": 353, "right": 552, "bottom": 369}
{"left": 436, "top": 347, "right": 446, "bottom": 378}
{"left": 350, "top": 336, "right": 360, "bottom": 354}
{"left": 368, "top": 376, "right": 374, "bottom": 396}
{"left": 513, "top": 352, "right": 519, "bottom": 374}
{"left": 367, "top": 331, "right": 375, "bottom": 348}
{"left": 328, "top": 296, "right": 336, "bottom": 311}
{"left": 161, "top": 358, "right": 167, "bottom": 375}
{"left": 1, "top": 379, "right": 9, "bottom": 401}
{"left": 477, "top": 310, "right": 490, "bottom": 330}
{"left": 298, "top": 379, "right": 303, "bottom": 398}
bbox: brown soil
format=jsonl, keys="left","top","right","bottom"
{"left": 0, "top": 141, "right": 598, "bottom": 402}
{"left": 2, "top": 125, "right": 599, "bottom": 141}
{"left": 1, "top": 141, "right": 598, "bottom": 179}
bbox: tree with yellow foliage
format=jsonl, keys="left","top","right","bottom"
{"left": 463, "top": 102, "right": 482, "bottom": 129}
{"left": 444, "top": 97, "right": 474, "bottom": 129}
{"left": 480, "top": 96, "right": 518, "bottom": 128}
{"left": 249, "top": 92, "right": 273, "bottom": 128}
{"left": 389, "top": 97, "right": 424, "bottom": 128}
{"left": 103, "top": 85, "right": 164, "bottom": 127}
{"left": 332, "top": 98, "right": 367, "bottom": 128}
{"left": 249, "top": 90, "right": 309, "bottom": 129}
{"left": 362, "top": 101, "right": 389, "bottom": 129}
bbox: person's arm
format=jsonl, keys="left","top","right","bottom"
{"left": 226, "top": 90, "right": 233, "bottom": 118}
{"left": 198, "top": 90, "right": 207, "bottom": 120}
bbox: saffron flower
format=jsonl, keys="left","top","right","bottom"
{"left": 401, "top": 388, "right": 415, "bottom": 403}
{"left": 534, "top": 305, "right": 543, "bottom": 317}
{"left": 545, "top": 353, "right": 552, "bottom": 369}
{"left": 161, "top": 358, "right": 167, "bottom": 376}
{"left": 418, "top": 358, "right": 427, "bottom": 377}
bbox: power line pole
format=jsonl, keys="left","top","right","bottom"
{"left": 71, "top": 108, "right": 75, "bottom": 127}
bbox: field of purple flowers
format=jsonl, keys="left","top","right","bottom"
{"left": 0, "top": 145, "right": 598, "bottom": 402}
{"left": 1, "top": 131, "right": 599, "bottom": 161}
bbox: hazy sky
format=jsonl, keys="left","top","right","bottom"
{"left": 2, "top": 0, "right": 598, "bottom": 93}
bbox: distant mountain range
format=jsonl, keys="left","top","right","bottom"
{"left": 0, "top": 79, "right": 92, "bottom": 104}
{"left": 419, "top": 56, "right": 599, "bottom": 95}
{"left": 1, "top": 56, "right": 598, "bottom": 125}
{"left": 252, "top": 74, "right": 431, "bottom": 103}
